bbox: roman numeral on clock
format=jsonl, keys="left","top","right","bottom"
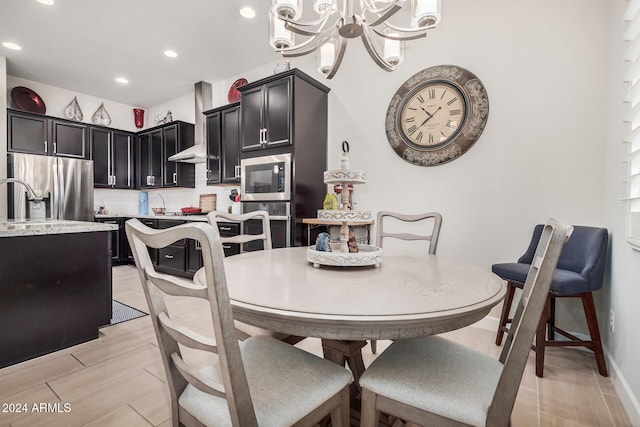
{"left": 407, "top": 125, "right": 418, "bottom": 135}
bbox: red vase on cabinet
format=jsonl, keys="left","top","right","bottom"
{"left": 133, "top": 108, "right": 145, "bottom": 129}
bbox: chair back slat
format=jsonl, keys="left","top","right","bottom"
{"left": 208, "top": 210, "right": 272, "bottom": 251}
{"left": 170, "top": 353, "right": 227, "bottom": 399}
{"left": 376, "top": 211, "right": 443, "bottom": 254}
{"left": 125, "top": 218, "right": 258, "bottom": 426}
{"left": 158, "top": 312, "right": 218, "bottom": 353}
{"left": 488, "top": 219, "right": 573, "bottom": 425}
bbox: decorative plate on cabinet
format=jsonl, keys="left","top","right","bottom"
{"left": 11, "top": 86, "right": 46, "bottom": 114}
{"left": 227, "top": 78, "right": 248, "bottom": 103}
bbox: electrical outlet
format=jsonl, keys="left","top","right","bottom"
{"left": 609, "top": 310, "right": 615, "bottom": 333}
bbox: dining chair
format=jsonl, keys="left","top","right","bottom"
{"left": 369, "top": 210, "right": 443, "bottom": 353}
{"left": 359, "top": 219, "right": 573, "bottom": 427}
{"left": 207, "top": 210, "right": 304, "bottom": 345}
{"left": 493, "top": 224, "right": 609, "bottom": 377}
{"left": 125, "top": 218, "right": 352, "bottom": 426}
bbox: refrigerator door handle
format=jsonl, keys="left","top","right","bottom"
{"left": 53, "top": 160, "right": 61, "bottom": 219}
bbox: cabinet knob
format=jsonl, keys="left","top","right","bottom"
{"left": 173, "top": 172, "right": 177, "bottom": 184}
{"left": 164, "top": 254, "right": 174, "bottom": 259}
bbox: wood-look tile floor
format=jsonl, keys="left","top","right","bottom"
{"left": 0, "top": 265, "right": 632, "bottom": 427}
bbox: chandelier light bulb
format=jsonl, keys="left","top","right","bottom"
{"left": 317, "top": 42, "right": 336, "bottom": 74}
{"left": 383, "top": 33, "right": 404, "bottom": 67}
{"left": 269, "top": 14, "right": 294, "bottom": 49}
{"left": 412, "top": 0, "right": 441, "bottom": 28}
{"left": 272, "top": 0, "right": 301, "bottom": 20}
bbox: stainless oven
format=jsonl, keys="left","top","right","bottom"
{"left": 242, "top": 201, "right": 291, "bottom": 249}
{"left": 240, "top": 153, "right": 291, "bottom": 201}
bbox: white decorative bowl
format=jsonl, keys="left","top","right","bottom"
{"left": 324, "top": 169, "right": 367, "bottom": 184}
{"left": 317, "top": 210, "right": 372, "bottom": 221}
{"left": 306, "top": 245, "right": 383, "bottom": 268}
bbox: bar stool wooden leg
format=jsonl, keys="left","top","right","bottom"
{"left": 535, "top": 297, "right": 551, "bottom": 377}
{"left": 496, "top": 281, "right": 517, "bottom": 345}
{"left": 581, "top": 292, "right": 608, "bottom": 376}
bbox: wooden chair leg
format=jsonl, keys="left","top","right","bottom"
{"left": 535, "top": 297, "right": 551, "bottom": 378}
{"left": 581, "top": 292, "right": 608, "bottom": 376}
{"left": 360, "top": 388, "right": 380, "bottom": 427}
{"left": 496, "top": 281, "right": 517, "bottom": 345}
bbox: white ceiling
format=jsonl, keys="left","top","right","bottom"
{"left": 0, "top": 0, "right": 280, "bottom": 107}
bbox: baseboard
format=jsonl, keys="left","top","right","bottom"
{"left": 473, "top": 316, "right": 640, "bottom": 425}
{"left": 605, "top": 348, "right": 640, "bottom": 426}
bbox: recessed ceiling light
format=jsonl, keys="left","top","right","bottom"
{"left": 36, "top": 0, "right": 55, "bottom": 5}
{"left": 2, "top": 42, "right": 22, "bottom": 51}
{"left": 164, "top": 50, "right": 178, "bottom": 58}
{"left": 239, "top": 7, "right": 256, "bottom": 19}
{"left": 115, "top": 77, "right": 129, "bottom": 84}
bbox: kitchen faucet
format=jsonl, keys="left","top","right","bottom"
{"left": 0, "top": 178, "right": 42, "bottom": 201}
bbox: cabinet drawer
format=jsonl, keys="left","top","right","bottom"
{"left": 158, "top": 245, "right": 186, "bottom": 272}
{"left": 221, "top": 242, "right": 240, "bottom": 257}
{"left": 218, "top": 222, "right": 240, "bottom": 237}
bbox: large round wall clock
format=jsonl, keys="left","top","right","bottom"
{"left": 385, "top": 65, "right": 489, "bottom": 166}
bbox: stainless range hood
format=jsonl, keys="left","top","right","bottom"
{"left": 168, "top": 81, "right": 212, "bottom": 164}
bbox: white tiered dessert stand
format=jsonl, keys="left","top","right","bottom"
{"left": 306, "top": 143, "right": 383, "bottom": 268}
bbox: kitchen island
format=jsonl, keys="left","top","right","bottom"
{"left": 0, "top": 219, "right": 116, "bottom": 368}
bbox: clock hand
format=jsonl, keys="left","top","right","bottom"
{"left": 417, "top": 106, "right": 442, "bottom": 128}
{"left": 420, "top": 106, "right": 433, "bottom": 118}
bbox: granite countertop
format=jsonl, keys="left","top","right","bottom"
{"left": 0, "top": 219, "right": 118, "bottom": 237}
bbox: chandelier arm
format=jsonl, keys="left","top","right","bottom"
{"left": 360, "top": 26, "right": 395, "bottom": 72}
{"left": 371, "top": 22, "right": 427, "bottom": 40}
{"left": 361, "top": 0, "right": 402, "bottom": 15}
{"left": 279, "top": 34, "right": 334, "bottom": 57}
{"left": 325, "top": 38, "right": 348, "bottom": 79}
{"left": 280, "top": 9, "right": 341, "bottom": 37}
{"left": 363, "top": 3, "right": 402, "bottom": 27}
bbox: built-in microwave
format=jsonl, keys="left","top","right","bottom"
{"left": 240, "top": 153, "right": 291, "bottom": 201}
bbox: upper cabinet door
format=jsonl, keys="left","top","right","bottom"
{"left": 90, "top": 127, "right": 111, "bottom": 188}
{"left": 206, "top": 112, "right": 221, "bottom": 185}
{"left": 240, "top": 86, "right": 264, "bottom": 152}
{"left": 262, "top": 78, "right": 291, "bottom": 147}
{"left": 221, "top": 106, "right": 240, "bottom": 183}
{"left": 8, "top": 110, "right": 49, "bottom": 155}
{"left": 51, "top": 120, "right": 88, "bottom": 158}
{"left": 162, "top": 124, "right": 179, "bottom": 187}
{"left": 112, "top": 131, "right": 134, "bottom": 189}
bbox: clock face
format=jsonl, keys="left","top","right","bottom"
{"left": 399, "top": 82, "right": 466, "bottom": 149}
{"left": 385, "top": 65, "right": 489, "bottom": 166}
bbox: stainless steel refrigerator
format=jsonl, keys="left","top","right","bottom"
{"left": 8, "top": 153, "right": 94, "bottom": 221}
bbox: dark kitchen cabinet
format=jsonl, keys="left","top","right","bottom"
{"left": 156, "top": 219, "right": 187, "bottom": 276}
{"left": 137, "top": 129, "right": 163, "bottom": 188}
{"left": 96, "top": 217, "right": 123, "bottom": 262}
{"left": 90, "top": 127, "right": 134, "bottom": 189}
{"left": 137, "top": 121, "right": 195, "bottom": 189}
{"left": 240, "top": 77, "right": 291, "bottom": 152}
{"left": 205, "top": 102, "right": 240, "bottom": 185}
{"left": 238, "top": 69, "right": 330, "bottom": 247}
{"left": 186, "top": 238, "right": 203, "bottom": 275}
{"left": 218, "top": 221, "right": 240, "bottom": 257}
{"left": 8, "top": 109, "right": 88, "bottom": 159}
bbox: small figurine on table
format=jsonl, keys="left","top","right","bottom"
{"left": 348, "top": 230, "right": 359, "bottom": 253}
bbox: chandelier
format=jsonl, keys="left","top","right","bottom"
{"left": 269, "top": 0, "right": 442, "bottom": 78}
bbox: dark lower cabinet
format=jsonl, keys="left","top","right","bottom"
{"left": 0, "top": 230, "right": 112, "bottom": 368}
{"left": 218, "top": 222, "right": 240, "bottom": 256}
{"left": 110, "top": 217, "right": 240, "bottom": 277}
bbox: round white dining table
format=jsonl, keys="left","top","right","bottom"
{"left": 195, "top": 246, "right": 505, "bottom": 341}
